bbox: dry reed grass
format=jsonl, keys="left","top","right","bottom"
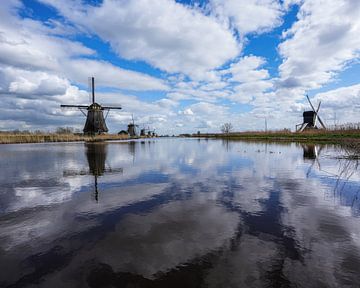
{"left": 196, "top": 128, "right": 360, "bottom": 143}
{"left": 0, "top": 132, "right": 129, "bottom": 144}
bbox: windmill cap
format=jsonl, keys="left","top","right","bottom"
{"left": 88, "top": 103, "right": 102, "bottom": 110}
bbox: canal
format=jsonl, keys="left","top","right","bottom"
{"left": 1, "top": 138, "right": 360, "bottom": 287}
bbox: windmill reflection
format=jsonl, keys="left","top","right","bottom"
{"left": 302, "top": 144, "right": 323, "bottom": 177}
{"left": 63, "top": 143, "right": 123, "bottom": 201}
{"left": 302, "top": 144, "right": 318, "bottom": 160}
{"left": 302, "top": 144, "right": 360, "bottom": 214}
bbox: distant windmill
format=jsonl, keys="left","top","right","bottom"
{"left": 139, "top": 125, "right": 155, "bottom": 137}
{"left": 296, "top": 94, "right": 326, "bottom": 132}
{"left": 60, "top": 77, "right": 122, "bottom": 134}
{"left": 127, "top": 114, "right": 139, "bottom": 137}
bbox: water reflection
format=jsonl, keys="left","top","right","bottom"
{"left": 300, "top": 143, "right": 360, "bottom": 216}
{"left": 0, "top": 139, "right": 360, "bottom": 287}
{"left": 302, "top": 143, "right": 318, "bottom": 160}
{"left": 64, "top": 143, "right": 123, "bottom": 201}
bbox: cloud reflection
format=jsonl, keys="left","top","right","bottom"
{"left": 1, "top": 140, "right": 360, "bottom": 287}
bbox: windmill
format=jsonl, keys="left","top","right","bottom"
{"left": 127, "top": 114, "right": 139, "bottom": 137}
{"left": 139, "top": 125, "right": 155, "bottom": 137}
{"left": 296, "top": 94, "right": 326, "bottom": 132}
{"left": 150, "top": 128, "right": 157, "bottom": 137}
{"left": 60, "top": 77, "right": 122, "bottom": 134}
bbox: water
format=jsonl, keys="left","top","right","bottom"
{"left": 0, "top": 139, "right": 360, "bottom": 287}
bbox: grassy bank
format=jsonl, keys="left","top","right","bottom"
{"left": 0, "top": 132, "right": 129, "bottom": 144}
{"left": 193, "top": 129, "right": 360, "bottom": 144}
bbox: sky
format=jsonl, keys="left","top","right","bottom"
{"left": 0, "top": 0, "right": 359, "bottom": 134}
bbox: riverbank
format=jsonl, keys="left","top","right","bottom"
{"left": 0, "top": 132, "right": 130, "bottom": 144}
{"left": 193, "top": 129, "right": 360, "bottom": 144}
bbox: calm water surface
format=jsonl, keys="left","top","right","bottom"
{"left": 1, "top": 139, "right": 360, "bottom": 287}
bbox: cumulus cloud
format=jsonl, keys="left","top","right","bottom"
{"left": 0, "top": 0, "right": 171, "bottom": 130}
{"left": 220, "top": 56, "right": 273, "bottom": 104}
{"left": 278, "top": 0, "right": 360, "bottom": 90}
{"left": 63, "top": 59, "right": 168, "bottom": 91}
{"left": 315, "top": 84, "right": 360, "bottom": 109}
{"left": 225, "top": 56, "right": 270, "bottom": 83}
{"left": 210, "top": 0, "right": 284, "bottom": 35}
{"left": 1, "top": 0, "right": 359, "bottom": 132}
{"left": 1, "top": 66, "right": 69, "bottom": 96}
{"left": 39, "top": 0, "right": 240, "bottom": 79}
{"left": 310, "top": 84, "right": 360, "bottom": 125}
{"left": 0, "top": 4, "right": 167, "bottom": 92}
{"left": 175, "top": 101, "right": 231, "bottom": 131}
{"left": 182, "top": 108, "right": 194, "bottom": 115}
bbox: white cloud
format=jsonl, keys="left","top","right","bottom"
{"left": 63, "top": 59, "right": 168, "bottom": 91}
{"left": 0, "top": 0, "right": 171, "bottom": 130}
{"left": 155, "top": 98, "right": 179, "bottom": 109}
{"left": 0, "top": 0, "right": 168, "bottom": 91}
{"left": 219, "top": 56, "right": 273, "bottom": 104}
{"left": 183, "top": 108, "right": 194, "bottom": 115}
{"left": 224, "top": 56, "right": 270, "bottom": 83}
{"left": 187, "top": 102, "right": 226, "bottom": 116}
{"left": 1, "top": 0, "right": 359, "bottom": 133}
{"left": 278, "top": 0, "right": 360, "bottom": 90}
{"left": 210, "top": 0, "right": 284, "bottom": 35}
{"left": 315, "top": 84, "right": 360, "bottom": 109}
{"left": 310, "top": 84, "right": 360, "bottom": 125}
{"left": 39, "top": 0, "right": 240, "bottom": 79}
{"left": 1, "top": 66, "right": 69, "bottom": 96}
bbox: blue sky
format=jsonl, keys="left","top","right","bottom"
{"left": 0, "top": 0, "right": 359, "bottom": 133}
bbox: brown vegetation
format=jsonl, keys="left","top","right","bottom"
{"left": 194, "top": 128, "right": 360, "bottom": 144}
{"left": 0, "top": 131, "right": 129, "bottom": 144}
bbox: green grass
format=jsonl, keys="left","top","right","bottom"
{"left": 193, "top": 129, "right": 360, "bottom": 144}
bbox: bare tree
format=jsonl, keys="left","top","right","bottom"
{"left": 221, "top": 123, "right": 233, "bottom": 134}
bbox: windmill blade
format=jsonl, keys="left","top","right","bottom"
{"left": 300, "top": 122, "right": 308, "bottom": 132}
{"left": 63, "top": 169, "right": 90, "bottom": 176}
{"left": 102, "top": 106, "right": 122, "bottom": 110}
{"left": 61, "top": 104, "right": 89, "bottom": 109}
{"left": 306, "top": 160, "right": 316, "bottom": 177}
{"left": 313, "top": 112, "right": 318, "bottom": 127}
{"left": 103, "top": 167, "right": 123, "bottom": 174}
{"left": 91, "top": 76, "right": 95, "bottom": 104}
{"left": 88, "top": 77, "right": 92, "bottom": 103}
{"left": 306, "top": 94, "right": 316, "bottom": 112}
{"left": 316, "top": 101, "right": 321, "bottom": 113}
{"left": 317, "top": 115, "right": 326, "bottom": 129}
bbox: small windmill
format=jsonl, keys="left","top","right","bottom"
{"left": 127, "top": 114, "right": 139, "bottom": 137}
{"left": 296, "top": 95, "right": 326, "bottom": 132}
{"left": 60, "top": 77, "right": 122, "bottom": 134}
{"left": 139, "top": 125, "right": 155, "bottom": 137}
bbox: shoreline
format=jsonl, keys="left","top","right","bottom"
{"left": 187, "top": 130, "right": 360, "bottom": 145}
{"left": 2, "top": 130, "right": 360, "bottom": 145}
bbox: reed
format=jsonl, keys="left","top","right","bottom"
{"left": 0, "top": 132, "right": 129, "bottom": 144}
{"left": 194, "top": 128, "right": 360, "bottom": 143}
